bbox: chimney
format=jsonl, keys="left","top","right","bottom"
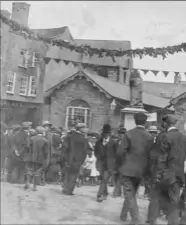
{"left": 11, "top": 2, "right": 30, "bottom": 26}
{"left": 1, "top": 10, "right": 11, "bottom": 19}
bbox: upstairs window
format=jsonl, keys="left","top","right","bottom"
{"left": 30, "top": 52, "right": 40, "bottom": 67}
{"left": 6, "top": 71, "right": 16, "bottom": 94}
{"left": 19, "top": 49, "right": 30, "bottom": 68}
{"left": 19, "top": 75, "right": 28, "bottom": 95}
{"left": 28, "top": 76, "right": 37, "bottom": 97}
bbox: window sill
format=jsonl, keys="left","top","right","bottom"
{"left": 27, "top": 95, "right": 37, "bottom": 98}
{"left": 18, "top": 65, "right": 28, "bottom": 69}
{"left": 6, "top": 91, "right": 14, "bottom": 95}
{"left": 19, "top": 93, "right": 27, "bottom": 96}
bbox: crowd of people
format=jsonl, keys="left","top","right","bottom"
{"left": 0, "top": 113, "right": 186, "bottom": 225}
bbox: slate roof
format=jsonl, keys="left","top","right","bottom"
{"left": 46, "top": 70, "right": 171, "bottom": 109}
{"left": 170, "top": 92, "right": 186, "bottom": 105}
{"left": 32, "top": 26, "right": 72, "bottom": 39}
{"left": 143, "top": 81, "right": 186, "bottom": 99}
{"left": 75, "top": 39, "right": 131, "bottom": 51}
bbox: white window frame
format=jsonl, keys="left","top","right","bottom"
{"left": 6, "top": 71, "right": 16, "bottom": 94}
{"left": 65, "top": 106, "right": 91, "bottom": 129}
{"left": 29, "top": 52, "right": 40, "bottom": 68}
{"left": 28, "top": 76, "right": 37, "bottom": 97}
{"left": 19, "top": 75, "right": 28, "bottom": 96}
{"left": 19, "top": 50, "right": 30, "bottom": 69}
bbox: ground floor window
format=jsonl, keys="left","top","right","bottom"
{"left": 65, "top": 99, "right": 91, "bottom": 129}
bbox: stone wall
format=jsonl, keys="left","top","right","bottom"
{"left": 48, "top": 77, "right": 122, "bottom": 132}
{"left": 174, "top": 98, "right": 186, "bottom": 134}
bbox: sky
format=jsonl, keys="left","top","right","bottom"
{"left": 2, "top": 1, "right": 186, "bottom": 83}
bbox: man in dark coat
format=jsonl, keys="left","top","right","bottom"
{"left": 112, "top": 125, "right": 127, "bottom": 197}
{"left": 95, "top": 124, "right": 118, "bottom": 202}
{"left": 24, "top": 126, "right": 49, "bottom": 191}
{"left": 147, "top": 114, "right": 186, "bottom": 225}
{"left": 6, "top": 122, "right": 30, "bottom": 183}
{"left": 117, "top": 113, "right": 153, "bottom": 224}
{"left": 41, "top": 121, "right": 53, "bottom": 184}
{"left": 61, "top": 123, "right": 88, "bottom": 195}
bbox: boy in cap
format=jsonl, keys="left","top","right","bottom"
{"left": 24, "top": 126, "right": 49, "bottom": 191}
{"left": 117, "top": 113, "right": 153, "bottom": 224}
{"left": 147, "top": 114, "right": 186, "bottom": 225}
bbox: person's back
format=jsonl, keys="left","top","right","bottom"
{"left": 67, "top": 131, "right": 88, "bottom": 168}
{"left": 30, "top": 135, "right": 49, "bottom": 164}
{"left": 119, "top": 126, "right": 153, "bottom": 178}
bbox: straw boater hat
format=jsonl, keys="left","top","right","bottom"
{"left": 42, "top": 121, "right": 52, "bottom": 126}
{"left": 148, "top": 125, "right": 159, "bottom": 133}
{"left": 22, "top": 122, "right": 30, "bottom": 129}
{"left": 75, "top": 123, "right": 86, "bottom": 129}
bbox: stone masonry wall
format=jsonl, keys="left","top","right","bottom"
{"left": 49, "top": 78, "right": 120, "bottom": 132}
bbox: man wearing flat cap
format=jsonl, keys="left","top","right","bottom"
{"left": 94, "top": 124, "right": 118, "bottom": 202}
{"left": 147, "top": 114, "right": 186, "bottom": 225}
{"left": 61, "top": 122, "right": 88, "bottom": 195}
{"left": 24, "top": 126, "right": 49, "bottom": 191}
{"left": 41, "top": 121, "right": 53, "bottom": 184}
{"left": 117, "top": 113, "right": 153, "bottom": 224}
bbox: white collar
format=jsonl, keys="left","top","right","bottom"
{"left": 167, "top": 127, "right": 177, "bottom": 132}
{"left": 136, "top": 125, "right": 145, "bottom": 129}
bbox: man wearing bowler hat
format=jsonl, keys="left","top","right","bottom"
{"left": 61, "top": 122, "right": 88, "bottom": 195}
{"left": 117, "top": 113, "right": 153, "bottom": 224}
{"left": 95, "top": 124, "right": 118, "bottom": 202}
{"left": 147, "top": 114, "right": 186, "bottom": 225}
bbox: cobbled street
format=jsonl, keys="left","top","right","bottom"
{"left": 1, "top": 182, "right": 166, "bottom": 224}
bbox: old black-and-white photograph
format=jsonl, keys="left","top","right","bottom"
{"left": 0, "top": 1, "right": 186, "bottom": 224}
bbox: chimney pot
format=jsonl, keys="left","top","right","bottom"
{"left": 11, "top": 2, "right": 30, "bottom": 26}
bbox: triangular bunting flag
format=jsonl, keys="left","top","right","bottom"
{"left": 63, "top": 60, "right": 69, "bottom": 65}
{"left": 43, "top": 57, "right": 51, "bottom": 64}
{"left": 163, "top": 71, "right": 169, "bottom": 77}
{"left": 54, "top": 59, "right": 61, "bottom": 64}
{"left": 142, "top": 69, "right": 149, "bottom": 75}
{"left": 174, "top": 72, "right": 180, "bottom": 77}
{"left": 152, "top": 70, "right": 159, "bottom": 76}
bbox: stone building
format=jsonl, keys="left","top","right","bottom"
{"left": 170, "top": 92, "right": 186, "bottom": 134}
{"left": 44, "top": 70, "right": 172, "bottom": 132}
{"left": 1, "top": 2, "right": 47, "bottom": 127}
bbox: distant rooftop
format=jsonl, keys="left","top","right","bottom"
{"left": 31, "top": 26, "right": 73, "bottom": 40}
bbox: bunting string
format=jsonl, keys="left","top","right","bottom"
{"left": 1, "top": 11, "right": 186, "bottom": 61}
{"left": 43, "top": 57, "right": 186, "bottom": 78}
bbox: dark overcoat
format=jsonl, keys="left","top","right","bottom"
{"left": 162, "top": 128, "right": 186, "bottom": 185}
{"left": 95, "top": 137, "right": 118, "bottom": 174}
{"left": 29, "top": 135, "right": 49, "bottom": 165}
{"left": 117, "top": 127, "right": 153, "bottom": 178}
{"left": 62, "top": 131, "right": 88, "bottom": 170}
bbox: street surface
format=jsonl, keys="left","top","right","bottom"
{"left": 1, "top": 182, "right": 166, "bottom": 224}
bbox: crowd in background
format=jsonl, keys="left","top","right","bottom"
{"left": 0, "top": 114, "right": 186, "bottom": 225}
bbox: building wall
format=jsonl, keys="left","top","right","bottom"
{"left": 174, "top": 98, "right": 186, "bottom": 134}
{"left": 1, "top": 22, "right": 48, "bottom": 103}
{"left": 47, "top": 78, "right": 123, "bottom": 132}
